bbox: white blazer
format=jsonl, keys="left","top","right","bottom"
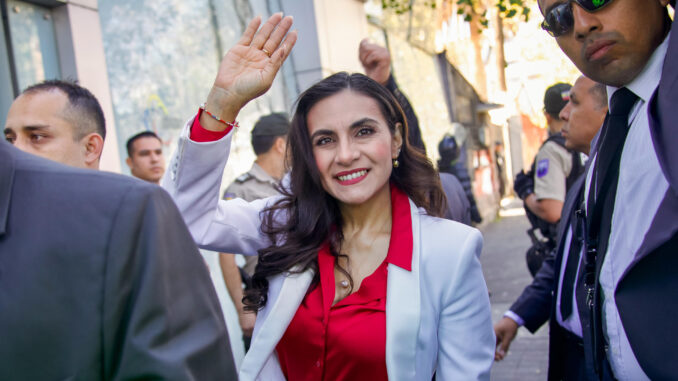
{"left": 162, "top": 119, "right": 495, "bottom": 380}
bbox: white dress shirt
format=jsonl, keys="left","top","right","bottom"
{"left": 583, "top": 35, "right": 670, "bottom": 381}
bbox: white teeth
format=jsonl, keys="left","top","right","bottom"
{"left": 338, "top": 170, "right": 367, "bottom": 182}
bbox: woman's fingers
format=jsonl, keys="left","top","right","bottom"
{"left": 270, "top": 29, "right": 297, "bottom": 69}
{"left": 236, "top": 16, "right": 261, "bottom": 47}
{"left": 262, "top": 15, "right": 294, "bottom": 58}
{"left": 250, "top": 13, "right": 283, "bottom": 50}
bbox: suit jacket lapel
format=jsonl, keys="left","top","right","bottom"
{"left": 648, "top": 19, "right": 678, "bottom": 196}
{"left": 385, "top": 199, "right": 421, "bottom": 380}
{"left": 622, "top": 190, "right": 678, "bottom": 277}
{"left": 0, "top": 143, "right": 15, "bottom": 236}
{"left": 239, "top": 269, "right": 314, "bottom": 380}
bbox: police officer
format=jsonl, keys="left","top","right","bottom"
{"left": 218, "top": 112, "right": 289, "bottom": 351}
{"left": 514, "top": 83, "right": 583, "bottom": 276}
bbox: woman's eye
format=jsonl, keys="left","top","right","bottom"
{"left": 30, "top": 134, "right": 46, "bottom": 143}
{"left": 357, "top": 127, "right": 374, "bottom": 137}
{"left": 315, "top": 137, "right": 332, "bottom": 146}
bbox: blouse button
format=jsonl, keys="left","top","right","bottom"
{"left": 315, "top": 360, "right": 321, "bottom": 368}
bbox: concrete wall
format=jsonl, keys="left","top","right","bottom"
{"left": 54, "top": 1, "right": 120, "bottom": 172}
{"left": 278, "top": 0, "right": 367, "bottom": 92}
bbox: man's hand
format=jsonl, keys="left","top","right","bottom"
{"left": 513, "top": 170, "right": 534, "bottom": 200}
{"left": 204, "top": 14, "right": 298, "bottom": 130}
{"left": 358, "top": 39, "right": 391, "bottom": 85}
{"left": 494, "top": 317, "right": 519, "bottom": 361}
{"left": 238, "top": 310, "right": 256, "bottom": 337}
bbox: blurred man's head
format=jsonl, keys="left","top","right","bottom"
{"left": 438, "top": 135, "right": 460, "bottom": 165}
{"left": 538, "top": 0, "right": 671, "bottom": 87}
{"left": 543, "top": 82, "right": 572, "bottom": 134}
{"left": 126, "top": 131, "right": 165, "bottom": 184}
{"left": 559, "top": 75, "right": 608, "bottom": 154}
{"left": 4, "top": 80, "right": 106, "bottom": 169}
{"left": 250, "top": 113, "right": 290, "bottom": 180}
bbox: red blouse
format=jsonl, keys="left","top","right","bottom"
{"left": 276, "top": 184, "right": 413, "bottom": 381}
{"left": 189, "top": 115, "right": 414, "bottom": 379}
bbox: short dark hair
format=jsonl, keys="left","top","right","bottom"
{"left": 252, "top": 134, "right": 284, "bottom": 155}
{"left": 126, "top": 131, "right": 161, "bottom": 157}
{"left": 251, "top": 113, "right": 290, "bottom": 155}
{"left": 589, "top": 82, "right": 608, "bottom": 110}
{"left": 543, "top": 82, "right": 572, "bottom": 120}
{"left": 22, "top": 80, "right": 106, "bottom": 140}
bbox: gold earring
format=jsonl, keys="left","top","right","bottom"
{"left": 393, "top": 158, "right": 399, "bottom": 168}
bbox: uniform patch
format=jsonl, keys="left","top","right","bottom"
{"left": 235, "top": 173, "right": 253, "bottom": 183}
{"left": 536, "top": 159, "right": 549, "bottom": 178}
{"left": 223, "top": 192, "right": 236, "bottom": 200}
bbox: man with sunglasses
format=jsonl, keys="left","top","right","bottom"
{"left": 537, "top": 0, "right": 677, "bottom": 380}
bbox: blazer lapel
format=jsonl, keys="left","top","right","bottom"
{"left": 239, "top": 269, "right": 314, "bottom": 380}
{"left": 385, "top": 199, "right": 421, "bottom": 380}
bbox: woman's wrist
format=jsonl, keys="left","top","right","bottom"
{"left": 200, "top": 86, "right": 245, "bottom": 131}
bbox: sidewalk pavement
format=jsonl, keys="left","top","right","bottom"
{"left": 479, "top": 198, "right": 549, "bottom": 381}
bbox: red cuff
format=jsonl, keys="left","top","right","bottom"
{"left": 189, "top": 108, "right": 233, "bottom": 142}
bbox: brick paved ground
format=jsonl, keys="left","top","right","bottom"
{"left": 479, "top": 199, "right": 549, "bottom": 381}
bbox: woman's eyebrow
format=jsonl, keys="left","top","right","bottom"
{"left": 349, "top": 117, "right": 379, "bottom": 129}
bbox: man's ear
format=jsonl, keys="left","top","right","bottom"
{"left": 275, "top": 136, "right": 287, "bottom": 154}
{"left": 82, "top": 132, "right": 104, "bottom": 169}
{"left": 125, "top": 156, "right": 133, "bottom": 170}
{"left": 392, "top": 122, "right": 403, "bottom": 158}
{"left": 544, "top": 112, "right": 554, "bottom": 125}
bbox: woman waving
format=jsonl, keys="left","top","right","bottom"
{"left": 163, "top": 13, "right": 494, "bottom": 381}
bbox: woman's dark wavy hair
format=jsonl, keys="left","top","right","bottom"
{"left": 243, "top": 72, "right": 446, "bottom": 312}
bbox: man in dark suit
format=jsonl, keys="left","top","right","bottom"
{"left": 532, "top": 1, "right": 677, "bottom": 379}
{"left": 0, "top": 140, "right": 237, "bottom": 380}
{"left": 494, "top": 76, "right": 608, "bottom": 380}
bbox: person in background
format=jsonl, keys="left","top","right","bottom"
{"left": 513, "top": 83, "right": 584, "bottom": 276}
{"left": 219, "top": 112, "right": 290, "bottom": 351}
{"left": 494, "top": 141, "right": 507, "bottom": 198}
{"left": 494, "top": 75, "right": 608, "bottom": 381}
{"left": 125, "top": 131, "right": 166, "bottom": 184}
{"left": 4, "top": 80, "right": 105, "bottom": 169}
{"left": 559, "top": 78, "right": 608, "bottom": 156}
{"left": 438, "top": 134, "right": 483, "bottom": 224}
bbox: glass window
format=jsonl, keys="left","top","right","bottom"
{"left": 0, "top": 9, "right": 15, "bottom": 126}
{"left": 7, "top": 0, "right": 61, "bottom": 91}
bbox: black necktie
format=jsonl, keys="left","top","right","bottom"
{"left": 583, "top": 87, "right": 639, "bottom": 375}
{"left": 588, "top": 88, "right": 639, "bottom": 208}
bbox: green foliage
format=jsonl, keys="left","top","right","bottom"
{"left": 381, "top": 0, "right": 531, "bottom": 28}
{"left": 381, "top": 0, "right": 437, "bottom": 14}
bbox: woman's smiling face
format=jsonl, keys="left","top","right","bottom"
{"left": 307, "top": 89, "right": 402, "bottom": 207}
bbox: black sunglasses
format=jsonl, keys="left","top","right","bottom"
{"left": 541, "top": 0, "right": 614, "bottom": 37}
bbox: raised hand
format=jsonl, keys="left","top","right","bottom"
{"left": 358, "top": 39, "right": 391, "bottom": 85}
{"left": 204, "top": 14, "right": 297, "bottom": 131}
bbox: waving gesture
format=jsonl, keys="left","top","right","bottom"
{"left": 203, "top": 14, "right": 297, "bottom": 131}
